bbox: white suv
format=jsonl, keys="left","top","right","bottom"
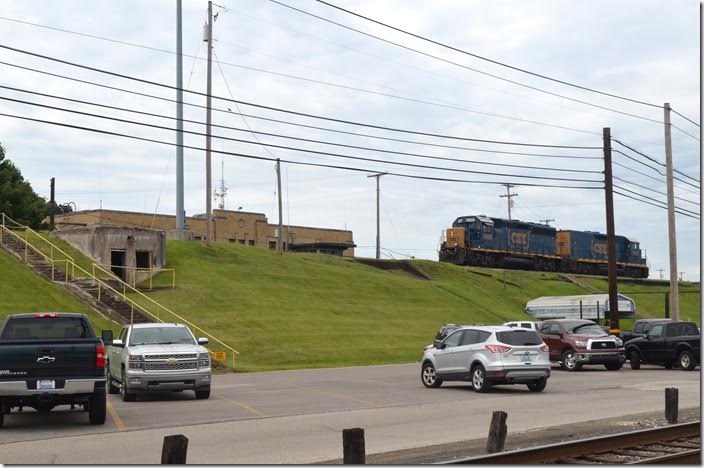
{"left": 502, "top": 320, "right": 539, "bottom": 330}
{"left": 421, "top": 326, "right": 550, "bottom": 393}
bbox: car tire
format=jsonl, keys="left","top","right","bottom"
{"left": 527, "top": 379, "right": 547, "bottom": 392}
{"left": 562, "top": 350, "right": 581, "bottom": 371}
{"left": 664, "top": 361, "right": 673, "bottom": 369}
{"left": 106, "top": 364, "right": 119, "bottom": 395}
{"left": 604, "top": 361, "right": 623, "bottom": 371}
{"left": 421, "top": 363, "right": 443, "bottom": 388}
{"left": 679, "top": 350, "right": 696, "bottom": 371}
{"left": 629, "top": 350, "right": 641, "bottom": 370}
{"left": 88, "top": 389, "right": 106, "bottom": 425}
{"left": 121, "top": 369, "right": 136, "bottom": 402}
{"left": 471, "top": 365, "right": 491, "bottom": 393}
{"left": 195, "top": 387, "right": 211, "bottom": 400}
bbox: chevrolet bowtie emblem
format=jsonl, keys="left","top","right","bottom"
{"left": 166, "top": 358, "right": 177, "bottom": 365}
{"left": 36, "top": 356, "right": 55, "bottom": 364}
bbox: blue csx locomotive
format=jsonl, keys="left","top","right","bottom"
{"left": 438, "top": 215, "right": 649, "bottom": 278}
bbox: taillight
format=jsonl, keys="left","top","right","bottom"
{"left": 539, "top": 344, "right": 549, "bottom": 353}
{"left": 485, "top": 344, "right": 512, "bottom": 353}
{"left": 35, "top": 313, "right": 58, "bottom": 318}
{"left": 96, "top": 344, "right": 106, "bottom": 368}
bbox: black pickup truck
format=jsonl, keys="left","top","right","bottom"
{"left": 619, "top": 318, "right": 672, "bottom": 343}
{"left": 0, "top": 313, "right": 109, "bottom": 427}
{"left": 625, "top": 321, "right": 700, "bottom": 370}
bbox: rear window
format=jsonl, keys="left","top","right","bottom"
{"left": 496, "top": 330, "right": 543, "bottom": 346}
{"left": 0, "top": 316, "right": 93, "bottom": 340}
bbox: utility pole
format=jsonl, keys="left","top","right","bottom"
{"left": 679, "top": 272, "right": 685, "bottom": 283}
{"left": 603, "top": 128, "right": 619, "bottom": 332}
{"left": 657, "top": 268, "right": 665, "bottom": 281}
{"left": 204, "top": 0, "right": 214, "bottom": 245}
{"left": 214, "top": 158, "right": 227, "bottom": 210}
{"left": 367, "top": 173, "right": 385, "bottom": 260}
{"left": 500, "top": 184, "right": 518, "bottom": 220}
{"left": 49, "top": 177, "right": 55, "bottom": 229}
{"left": 175, "top": 0, "right": 185, "bottom": 230}
{"left": 539, "top": 218, "right": 555, "bottom": 226}
{"left": 663, "top": 103, "right": 679, "bottom": 320}
{"left": 276, "top": 159, "right": 284, "bottom": 252}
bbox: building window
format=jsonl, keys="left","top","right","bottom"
{"left": 268, "top": 241, "right": 276, "bottom": 250}
{"left": 239, "top": 239, "right": 245, "bottom": 245}
{"left": 194, "top": 236, "right": 202, "bottom": 241}
{"left": 228, "top": 238, "right": 236, "bottom": 243}
{"left": 136, "top": 251, "right": 150, "bottom": 269}
{"left": 248, "top": 240, "right": 255, "bottom": 246}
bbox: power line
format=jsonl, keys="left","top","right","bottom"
{"left": 612, "top": 161, "right": 700, "bottom": 196}
{"left": 670, "top": 107, "right": 701, "bottom": 127}
{"left": 612, "top": 137, "right": 700, "bottom": 183}
{"left": 613, "top": 150, "right": 664, "bottom": 175}
{"left": 0, "top": 44, "right": 604, "bottom": 149}
{"left": 0, "top": 111, "right": 605, "bottom": 190}
{"left": 0, "top": 94, "right": 605, "bottom": 181}
{"left": 613, "top": 176, "right": 699, "bottom": 206}
{"left": 312, "top": 0, "right": 665, "bottom": 110}
{"left": 613, "top": 190, "right": 699, "bottom": 220}
{"left": 269, "top": 0, "right": 668, "bottom": 123}
{"left": 613, "top": 185, "right": 700, "bottom": 217}
{"left": 0, "top": 62, "right": 604, "bottom": 161}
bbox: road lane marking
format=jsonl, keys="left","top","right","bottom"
{"left": 214, "top": 392, "right": 266, "bottom": 417}
{"left": 285, "top": 383, "right": 377, "bottom": 407}
{"left": 106, "top": 398, "right": 125, "bottom": 431}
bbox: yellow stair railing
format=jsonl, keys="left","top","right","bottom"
{"left": 0, "top": 213, "right": 239, "bottom": 368}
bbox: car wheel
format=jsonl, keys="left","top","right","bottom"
{"left": 121, "top": 369, "right": 136, "bottom": 402}
{"left": 195, "top": 387, "right": 211, "bottom": 400}
{"left": 604, "top": 362, "right": 623, "bottom": 371}
{"left": 88, "top": 389, "right": 106, "bottom": 425}
{"left": 421, "top": 363, "right": 443, "bottom": 388}
{"left": 664, "top": 361, "right": 673, "bottom": 369}
{"left": 106, "top": 364, "right": 119, "bottom": 395}
{"left": 562, "top": 350, "right": 581, "bottom": 371}
{"left": 629, "top": 350, "right": 641, "bottom": 370}
{"left": 679, "top": 350, "right": 696, "bottom": 371}
{"left": 471, "top": 365, "right": 491, "bottom": 393}
{"left": 527, "top": 379, "right": 547, "bottom": 392}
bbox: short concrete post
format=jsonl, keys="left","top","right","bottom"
{"left": 161, "top": 434, "right": 188, "bottom": 464}
{"left": 342, "top": 427, "right": 365, "bottom": 464}
{"left": 665, "top": 387, "right": 678, "bottom": 423}
{"left": 486, "top": 411, "right": 508, "bottom": 453}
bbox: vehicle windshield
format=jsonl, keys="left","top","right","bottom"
{"left": 129, "top": 327, "right": 194, "bottom": 345}
{"left": 564, "top": 322, "right": 607, "bottom": 336}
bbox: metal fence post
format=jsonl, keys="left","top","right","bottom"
{"left": 342, "top": 428, "right": 365, "bottom": 464}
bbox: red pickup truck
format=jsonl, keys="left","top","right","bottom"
{"left": 538, "top": 319, "right": 626, "bottom": 371}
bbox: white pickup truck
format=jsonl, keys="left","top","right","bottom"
{"left": 105, "top": 323, "right": 211, "bottom": 401}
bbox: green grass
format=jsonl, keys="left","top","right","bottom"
{"left": 125, "top": 241, "right": 700, "bottom": 372}
{"left": 0, "top": 249, "right": 119, "bottom": 335}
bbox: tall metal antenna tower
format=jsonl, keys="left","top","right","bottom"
{"left": 214, "top": 157, "right": 227, "bottom": 210}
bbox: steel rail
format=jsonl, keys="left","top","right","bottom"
{"left": 442, "top": 421, "right": 700, "bottom": 464}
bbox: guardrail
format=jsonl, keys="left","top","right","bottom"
{"left": 0, "top": 213, "right": 239, "bottom": 368}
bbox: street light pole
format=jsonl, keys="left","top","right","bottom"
{"left": 367, "top": 173, "right": 385, "bottom": 260}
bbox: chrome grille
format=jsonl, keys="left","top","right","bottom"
{"left": 144, "top": 361, "right": 198, "bottom": 372}
{"left": 145, "top": 353, "right": 197, "bottom": 360}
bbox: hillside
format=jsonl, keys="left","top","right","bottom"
{"left": 125, "top": 240, "right": 700, "bottom": 372}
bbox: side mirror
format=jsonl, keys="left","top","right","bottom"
{"left": 197, "top": 337, "right": 209, "bottom": 345}
{"left": 111, "top": 339, "right": 125, "bottom": 348}
{"left": 101, "top": 330, "right": 113, "bottom": 344}
{"left": 437, "top": 342, "right": 446, "bottom": 350}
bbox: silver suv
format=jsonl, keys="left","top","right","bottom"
{"left": 106, "top": 323, "right": 211, "bottom": 401}
{"left": 421, "top": 326, "right": 550, "bottom": 393}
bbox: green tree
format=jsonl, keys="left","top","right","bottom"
{"left": 0, "top": 143, "right": 50, "bottom": 228}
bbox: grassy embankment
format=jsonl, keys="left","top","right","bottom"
{"left": 128, "top": 240, "right": 700, "bottom": 372}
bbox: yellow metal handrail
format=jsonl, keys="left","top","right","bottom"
{"left": 0, "top": 225, "right": 70, "bottom": 283}
{"left": 0, "top": 214, "right": 239, "bottom": 368}
{"left": 93, "top": 263, "right": 176, "bottom": 290}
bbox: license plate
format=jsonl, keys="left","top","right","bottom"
{"left": 520, "top": 354, "right": 535, "bottom": 362}
{"left": 37, "top": 380, "right": 55, "bottom": 390}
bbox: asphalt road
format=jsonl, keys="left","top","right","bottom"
{"left": 0, "top": 363, "right": 700, "bottom": 464}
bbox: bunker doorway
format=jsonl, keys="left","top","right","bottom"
{"left": 110, "top": 250, "right": 127, "bottom": 281}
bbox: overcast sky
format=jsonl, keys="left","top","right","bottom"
{"left": 0, "top": 0, "right": 700, "bottom": 281}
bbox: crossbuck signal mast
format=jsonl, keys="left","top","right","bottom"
{"left": 500, "top": 184, "right": 518, "bottom": 220}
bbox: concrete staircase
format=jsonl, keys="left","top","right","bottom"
{"left": 0, "top": 228, "right": 150, "bottom": 324}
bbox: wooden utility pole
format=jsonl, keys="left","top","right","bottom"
{"left": 500, "top": 184, "right": 518, "bottom": 220}
{"left": 657, "top": 268, "right": 665, "bottom": 281}
{"left": 49, "top": 177, "right": 55, "bottom": 229}
{"left": 603, "top": 128, "right": 619, "bottom": 332}
{"left": 539, "top": 218, "right": 554, "bottom": 226}
{"left": 663, "top": 103, "right": 679, "bottom": 320}
{"left": 276, "top": 159, "right": 284, "bottom": 252}
{"left": 367, "top": 173, "right": 385, "bottom": 260}
{"left": 205, "top": 0, "right": 213, "bottom": 246}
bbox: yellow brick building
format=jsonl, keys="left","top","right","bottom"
{"left": 54, "top": 209, "right": 355, "bottom": 256}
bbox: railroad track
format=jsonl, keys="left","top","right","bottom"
{"left": 443, "top": 421, "right": 700, "bottom": 464}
